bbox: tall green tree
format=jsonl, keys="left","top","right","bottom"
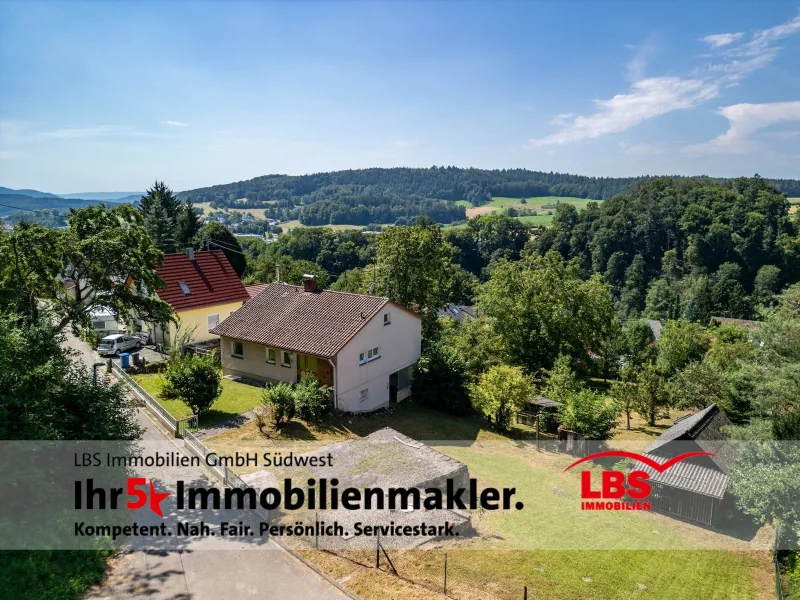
{"left": 193, "top": 222, "right": 246, "bottom": 277}
{"left": 175, "top": 199, "right": 202, "bottom": 249}
{"left": 374, "top": 221, "right": 453, "bottom": 337}
{"left": 0, "top": 205, "right": 172, "bottom": 335}
{"left": 139, "top": 181, "right": 181, "bottom": 252}
{"left": 478, "top": 251, "right": 616, "bottom": 373}
{"left": 472, "top": 364, "right": 532, "bottom": 430}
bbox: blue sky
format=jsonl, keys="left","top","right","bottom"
{"left": 1, "top": 1, "right": 799, "bottom": 193}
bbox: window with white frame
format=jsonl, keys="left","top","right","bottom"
{"left": 281, "top": 351, "right": 292, "bottom": 367}
{"left": 266, "top": 348, "right": 276, "bottom": 364}
{"left": 231, "top": 340, "right": 243, "bottom": 358}
{"left": 383, "top": 312, "right": 391, "bottom": 326}
{"left": 359, "top": 346, "right": 381, "bottom": 365}
{"left": 359, "top": 388, "right": 369, "bottom": 402}
{"left": 207, "top": 313, "right": 220, "bottom": 331}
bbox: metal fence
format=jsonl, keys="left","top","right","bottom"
{"left": 298, "top": 512, "right": 533, "bottom": 600}
{"left": 774, "top": 525, "right": 787, "bottom": 600}
{"left": 182, "top": 428, "right": 271, "bottom": 523}
{"left": 111, "top": 362, "right": 197, "bottom": 438}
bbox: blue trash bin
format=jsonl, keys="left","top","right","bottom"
{"left": 120, "top": 352, "right": 130, "bottom": 369}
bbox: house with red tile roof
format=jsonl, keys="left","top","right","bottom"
{"left": 145, "top": 249, "right": 250, "bottom": 348}
{"left": 211, "top": 278, "right": 422, "bottom": 412}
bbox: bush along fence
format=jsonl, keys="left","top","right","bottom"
{"left": 111, "top": 362, "right": 197, "bottom": 438}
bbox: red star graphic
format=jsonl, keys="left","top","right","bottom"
{"left": 148, "top": 480, "right": 170, "bottom": 518}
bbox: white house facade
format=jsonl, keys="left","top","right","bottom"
{"left": 211, "top": 279, "right": 422, "bottom": 412}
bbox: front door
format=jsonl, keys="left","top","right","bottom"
{"left": 389, "top": 372, "right": 398, "bottom": 404}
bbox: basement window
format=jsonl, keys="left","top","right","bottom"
{"left": 359, "top": 388, "right": 369, "bottom": 403}
{"left": 179, "top": 281, "right": 191, "bottom": 295}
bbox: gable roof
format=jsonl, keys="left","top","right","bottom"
{"left": 646, "top": 404, "right": 735, "bottom": 473}
{"left": 245, "top": 283, "right": 269, "bottom": 298}
{"left": 156, "top": 251, "right": 249, "bottom": 312}
{"left": 636, "top": 454, "right": 729, "bottom": 499}
{"left": 211, "top": 282, "right": 419, "bottom": 357}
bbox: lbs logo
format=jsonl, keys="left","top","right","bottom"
{"left": 563, "top": 451, "right": 714, "bottom": 511}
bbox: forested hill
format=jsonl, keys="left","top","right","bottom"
{"left": 176, "top": 167, "right": 800, "bottom": 227}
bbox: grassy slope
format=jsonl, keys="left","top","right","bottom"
{"left": 204, "top": 401, "right": 772, "bottom": 600}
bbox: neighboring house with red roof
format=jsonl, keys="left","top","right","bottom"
{"left": 145, "top": 249, "right": 250, "bottom": 348}
{"left": 211, "top": 278, "right": 422, "bottom": 412}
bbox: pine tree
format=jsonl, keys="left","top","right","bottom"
{"left": 176, "top": 200, "right": 201, "bottom": 249}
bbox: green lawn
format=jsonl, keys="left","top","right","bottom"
{"left": 204, "top": 397, "right": 772, "bottom": 599}
{"left": 131, "top": 372, "right": 264, "bottom": 428}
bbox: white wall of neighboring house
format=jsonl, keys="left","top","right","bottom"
{"left": 335, "top": 304, "right": 421, "bottom": 412}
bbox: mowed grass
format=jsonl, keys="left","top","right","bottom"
{"left": 131, "top": 372, "right": 263, "bottom": 428}
{"left": 204, "top": 399, "right": 772, "bottom": 599}
{"left": 788, "top": 198, "right": 800, "bottom": 214}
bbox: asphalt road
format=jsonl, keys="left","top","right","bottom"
{"left": 63, "top": 330, "right": 351, "bottom": 600}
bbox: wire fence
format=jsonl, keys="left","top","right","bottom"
{"left": 111, "top": 361, "right": 197, "bottom": 437}
{"left": 290, "top": 511, "right": 534, "bottom": 600}
{"left": 774, "top": 525, "right": 787, "bottom": 600}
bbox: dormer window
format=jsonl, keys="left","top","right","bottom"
{"left": 179, "top": 281, "right": 191, "bottom": 295}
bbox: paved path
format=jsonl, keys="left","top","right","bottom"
{"left": 64, "top": 330, "right": 351, "bottom": 600}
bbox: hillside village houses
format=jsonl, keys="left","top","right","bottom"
{"left": 210, "top": 276, "right": 422, "bottom": 413}
{"left": 144, "top": 249, "right": 250, "bottom": 348}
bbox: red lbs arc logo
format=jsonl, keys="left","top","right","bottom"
{"left": 563, "top": 451, "right": 715, "bottom": 511}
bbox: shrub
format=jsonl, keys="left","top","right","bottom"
{"left": 161, "top": 352, "right": 221, "bottom": 416}
{"left": 559, "top": 389, "right": 618, "bottom": 440}
{"left": 412, "top": 342, "right": 471, "bottom": 415}
{"left": 294, "top": 374, "right": 332, "bottom": 420}
{"left": 472, "top": 364, "right": 532, "bottom": 430}
{"left": 261, "top": 382, "right": 296, "bottom": 428}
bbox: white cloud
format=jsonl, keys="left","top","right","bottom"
{"left": 625, "top": 36, "right": 658, "bottom": 82}
{"left": 166, "top": 121, "right": 188, "bottom": 127}
{"left": 704, "top": 15, "right": 800, "bottom": 84}
{"left": 531, "top": 77, "right": 718, "bottom": 146}
{"left": 550, "top": 113, "right": 574, "bottom": 126}
{"left": 534, "top": 13, "right": 800, "bottom": 146}
{"left": 700, "top": 32, "right": 744, "bottom": 48}
{"left": 684, "top": 101, "right": 800, "bottom": 154}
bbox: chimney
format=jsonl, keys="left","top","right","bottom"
{"left": 302, "top": 274, "right": 317, "bottom": 293}
{"left": 186, "top": 247, "right": 195, "bottom": 261}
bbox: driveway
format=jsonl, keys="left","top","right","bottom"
{"left": 63, "top": 330, "right": 352, "bottom": 600}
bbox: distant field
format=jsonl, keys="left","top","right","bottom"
{"left": 195, "top": 201, "right": 270, "bottom": 220}
{"left": 281, "top": 220, "right": 387, "bottom": 231}
{"left": 449, "top": 196, "right": 598, "bottom": 228}
{"left": 789, "top": 198, "right": 800, "bottom": 214}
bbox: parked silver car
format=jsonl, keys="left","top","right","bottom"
{"left": 96, "top": 333, "right": 141, "bottom": 356}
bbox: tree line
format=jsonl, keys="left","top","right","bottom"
{"left": 175, "top": 167, "right": 800, "bottom": 227}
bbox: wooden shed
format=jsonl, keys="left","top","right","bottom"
{"left": 632, "top": 404, "right": 736, "bottom": 527}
